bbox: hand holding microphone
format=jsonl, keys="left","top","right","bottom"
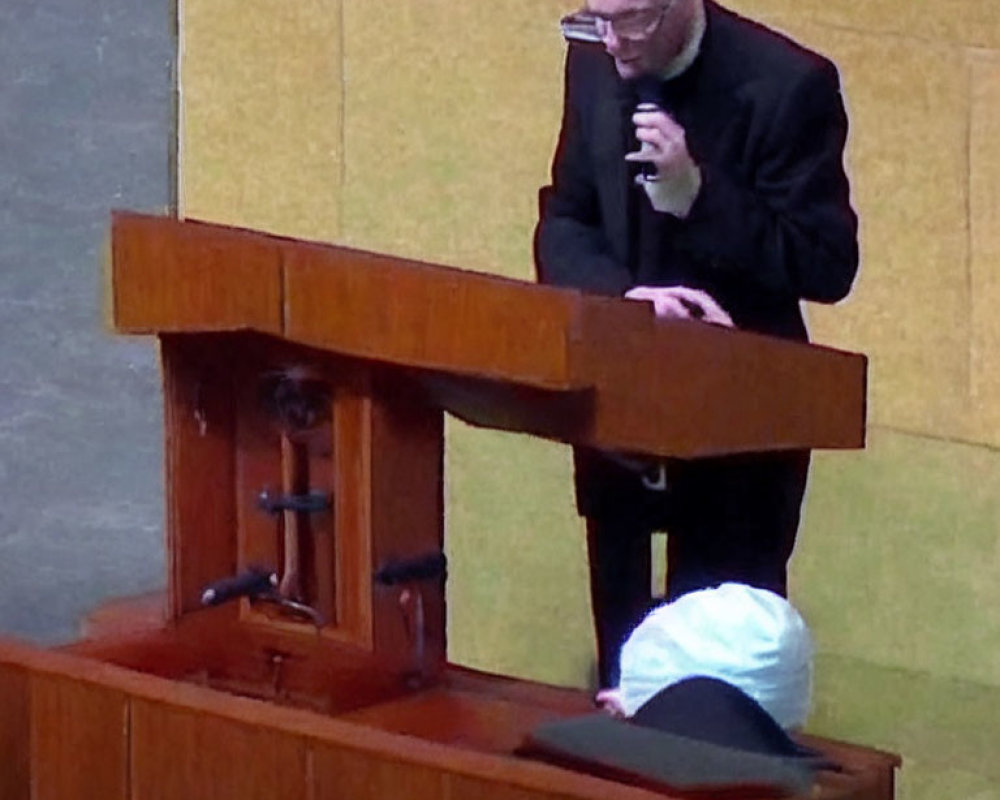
{"left": 626, "top": 77, "right": 668, "bottom": 182}
{"left": 621, "top": 81, "right": 728, "bottom": 327}
{"left": 624, "top": 80, "right": 703, "bottom": 218}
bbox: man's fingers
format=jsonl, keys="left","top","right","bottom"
{"left": 625, "top": 286, "right": 734, "bottom": 326}
{"left": 632, "top": 110, "right": 679, "bottom": 130}
{"left": 653, "top": 296, "right": 690, "bottom": 318}
{"left": 666, "top": 287, "right": 734, "bottom": 326}
{"left": 701, "top": 305, "right": 735, "bottom": 327}
{"left": 627, "top": 287, "right": 690, "bottom": 317}
{"left": 670, "top": 292, "right": 734, "bottom": 327}
{"left": 625, "top": 129, "right": 664, "bottom": 162}
{"left": 624, "top": 147, "right": 657, "bottom": 163}
{"left": 625, "top": 291, "right": 689, "bottom": 319}
{"left": 627, "top": 126, "right": 688, "bottom": 174}
{"left": 633, "top": 127, "right": 677, "bottom": 153}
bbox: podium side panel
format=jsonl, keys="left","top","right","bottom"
{"left": 332, "top": 379, "right": 376, "bottom": 649}
{"left": 130, "top": 698, "right": 309, "bottom": 800}
{"left": 311, "top": 745, "right": 625, "bottom": 800}
{"left": 369, "top": 377, "right": 446, "bottom": 673}
{"left": 311, "top": 745, "right": 447, "bottom": 800}
{"left": 309, "top": 736, "right": 664, "bottom": 800}
{"left": 30, "top": 672, "right": 128, "bottom": 800}
{"left": 0, "top": 638, "right": 896, "bottom": 800}
{"left": 161, "top": 336, "right": 240, "bottom": 619}
{"left": 231, "top": 352, "right": 284, "bottom": 625}
{"left": 576, "top": 298, "right": 866, "bottom": 457}
{"left": 0, "top": 662, "right": 29, "bottom": 800}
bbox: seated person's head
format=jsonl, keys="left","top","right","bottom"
{"left": 616, "top": 582, "right": 813, "bottom": 729}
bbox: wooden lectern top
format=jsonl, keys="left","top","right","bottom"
{"left": 110, "top": 211, "right": 866, "bottom": 459}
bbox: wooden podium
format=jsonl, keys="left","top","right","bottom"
{"left": 0, "top": 213, "right": 897, "bottom": 799}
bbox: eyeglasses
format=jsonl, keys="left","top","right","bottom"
{"left": 590, "top": 1, "right": 674, "bottom": 41}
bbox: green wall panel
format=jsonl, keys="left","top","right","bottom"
{"left": 794, "top": 428, "right": 1000, "bottom": 687}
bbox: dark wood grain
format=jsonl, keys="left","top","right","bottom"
{"left": 0, "top": 662, "right": 30, "bottom": 800}
{"left": 161, "top": 335, "right": 240, "bottom": 619}
{"left": 130, "top": 698, "right": 309, "bottom": 800}
{"left": 30, "top": 671, "right": 128, "bottom": 800}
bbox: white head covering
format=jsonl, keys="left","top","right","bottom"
{"left": 617, "top": 583, "right": 813, "bottom": 729}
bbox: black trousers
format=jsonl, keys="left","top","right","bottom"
{"left": 578, "top": 448, "right": 811, "bottom": 689}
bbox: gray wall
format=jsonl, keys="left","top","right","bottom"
{"left": 0, "top": 0, "right": 173, "bottom": 642}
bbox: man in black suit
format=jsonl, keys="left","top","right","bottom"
{"left": 534, "top": 0, "right": 858, "bottom": 689}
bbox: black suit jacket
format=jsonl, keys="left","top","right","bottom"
{"left": 534, "top": 1, "right": 858, "bottom": 340}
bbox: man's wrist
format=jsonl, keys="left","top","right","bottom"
{"left": 640, "top": 164, "right": 703, "bottom": 218}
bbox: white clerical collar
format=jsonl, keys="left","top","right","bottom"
{"left": 660, "top": 0, "right": 707, "bottom": 81}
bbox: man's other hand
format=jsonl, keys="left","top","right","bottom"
{"left": 625, "top": 285, "right": 734, "bottom": 327}
{"left": 595, "top": 688, "right": 627, "bottom": 718}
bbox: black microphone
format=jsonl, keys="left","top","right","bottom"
{"left": 631, "top": 76, "right": 663, "bottom": 181}
{"left": 200, "top": 566, "right": 277, "bottom": 606}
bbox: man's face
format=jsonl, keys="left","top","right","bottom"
{"left": 586, "top": 0, "right": 692, "bottom": 80}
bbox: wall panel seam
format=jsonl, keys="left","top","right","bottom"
{"left": 872, "top": 423, "right": 1000, "bottom": 453}
{"left": 964, "top": 52, "right": 974, "bottom": 413}
{"left": 337, "top": 0, "right": 346, "bottom": 241}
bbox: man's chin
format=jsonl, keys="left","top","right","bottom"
{"left": 614, "top": 58, "right": 644, "bottom": 79}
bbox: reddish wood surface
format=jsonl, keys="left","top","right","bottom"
{"left": 309, "top": 433, "right": 337, "bottom": 624}
{"left": 30, "top": 671, "right": 129, "bottom": 800}
{"left": 110, "top": 212, "right": 866, "bottom": 458}
{"left": 338, "top": 688, "right": 572, "bottom": 755}
{"left": 82, "top": 590, "right": 167, "bottom": 640}
{"left": 161, "top": 335, "right": 240, "bottom": 619}
{"left": 574, "top": 296, "right": 867, "bottom": 457}
{"left": 1, "top": 635, "right": 897, "bottom": 800}
{"left": 445, "top": 774, "right": 587, "bottom": 800}
{"left": 0, "top": 638, "right": 662, "bottom": 800}
{"left": 157, "top": 330, "right": 446, "bottom": 672}
{"left": 232, "top": 350, "right": 284, "bottom": 607}
{"left": 367, "top": 372, "right": 446, "bottom": 677}
{"left": 0, "top": 663, "right": 29, "bottom": 800}
{"left": 112, "top": 211, "right": 283, "bottom": 334}
{"left": 444, "top": 664, "right": 602, "bottom": 716}
{"left": 284, "top": 238, "right": 582, "bottom": 391}
{"left": 130, "top": 698, "right": 309, "bottom": 800}
{"left": 65, "top": 612, "right": 411, "bottom": 715}
{"left": 331, "top": 374, "right": 375, "bottom": 648}
{"left": 311, "top": 745, "right": 451, "bottom": 800}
